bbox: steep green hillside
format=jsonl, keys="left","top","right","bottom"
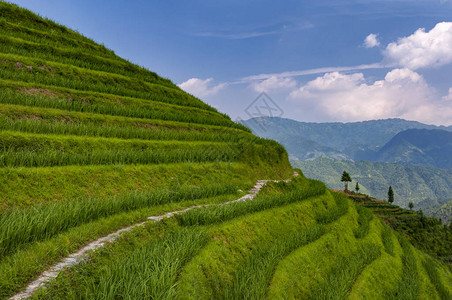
{"left": 0, "top": 2, "right": 451, "bottom": 299}
{"left": 375, "top": 129, "right": 452, "bottom": 168}
{"left": 22, "top": 175, "right": 452, "bottom": 299}
{"left": 346, "top": 192, "right": 452, "bottom": 265}
{"left": 0, "top": 2, "right": 292, "bottom": 211}
{"left": 294, "top": 158, "right": 452, "bottom": 209}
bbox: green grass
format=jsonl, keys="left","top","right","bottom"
{"left": 386, "top": 235, "right": 420, "bottom": 299}
{"left": 226, "top": 224, "right": 325, "bottom": 299}
{"left": 0, "top": 19, "right": 116, "bottom": 59}
{"left": 176, "top": 194, "right": 335, "bottom": 299}
{"left": 0, "top": 161, "right": 291, "bottom": 210}
{"left": 381, "top": 224, "right": 395, "bottom": 256}
{"left": 423, "top": 256, "right": 452, "bottom": 299}
{"left": 0, "top": 84, "right": 248, "bottom": 130}
{"left": 307, "top": 243, "right": 381, "bottom": 299}
{"left": 0, "top": 130, "right": 286, "bottom": 168}
{"left": 0, "top": 184, "right": 237, "bottom": 258}
{"left": 0, "top": 34, "right": 178, "bottom": 89}
{"left": 0, "top": 2, "right": 99, "bottom": 45}
{"left": 316, "top": 191, "right": 349, "bottom": 224}
{"left": 0, "top": 104, "right": 253, "bottom": 143}
{"left": 1, "top": 2, "right": 451, "bottom": 298}
{"left": 35, "top": 227, "right": 209, "bottom": 300}
{"left": 0, "top": 53, "right": 214, "bottom": 111}
{"left": 0, "top": 130, "right": 244, "bottom": 167}
{"left": 176, "top": 178, "right": 326, "bottom": 226}
{"left": 354, "top": 204, "right": 374, "bottom": 238}
{"left": 0, "top": 194, "right": 239, "bottom": 299}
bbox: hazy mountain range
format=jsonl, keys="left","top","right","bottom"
{"left": 241, "top": 117, "right": 452, "bottom": 223}
{"left": 241, "top": 117, "right": 452, "bottom": 164}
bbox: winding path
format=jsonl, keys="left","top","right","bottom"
{"left": 10, "top": 172, "right": 298, "bottom": 299}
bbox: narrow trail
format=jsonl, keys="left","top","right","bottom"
{"left": 11, "top": 172, "right": 298, "bottom": 299}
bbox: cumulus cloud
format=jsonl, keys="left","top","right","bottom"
{"left": 364, "top": 33, "right": 380, "bottom": 48}
{"left": 384, "top": 22, "right": 452, "bottom": 69}
{"left": 251, "top": 76, "right": 297, "bottom": 92}
{"left": 443, "top": 87, "right": 452, "bottom": 101}
{"left": 178, "top": 78, "right": 227, "bottom": 98}
{"left": 289, "top": 69, "right": 452, "bottom": 125}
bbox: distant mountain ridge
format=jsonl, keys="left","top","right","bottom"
{"left": 374, "top": 129, "right": 452, "bottom": 168}
{"left": 241, "top": 117, "right": 452, "bottom": 222}
{"left": 294, "top": 158, "right": 452, "bottom": 212}
{"left": 241, "top": 117, "right": 452, "bottom": 163}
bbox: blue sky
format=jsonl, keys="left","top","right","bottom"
{"left": 9, "top": 0, "right": 452, "bottom": 125}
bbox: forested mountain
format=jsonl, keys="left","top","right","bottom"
{"left": 241, "top": 117, "right": 452, "bottom": 162}
{"left": 294, "top": 158, "right": 452, "bottom": 220}
{"left": 373, "top": 129, "right": 452, "bottom": 168}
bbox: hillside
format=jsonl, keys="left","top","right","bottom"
{"left": 374, "top": 129, "right": 452, "bottom": 168}
{"left": 0, "top": 2, "right": 451, "bottom": 299}
{"left": 344, "top": 192, "right": 452, "bottom": 266}
{"left": 241, "top": 117, "right": 452, "bottom": 161}
{"left": 294, "top": 158, "right": 452, "bottom": 211}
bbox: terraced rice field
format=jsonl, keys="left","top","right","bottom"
{"left": 0, "top": 2, "right": 451, "bottom": 299}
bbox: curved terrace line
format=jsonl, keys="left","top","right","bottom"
{"left": 10, "top": 171, "right": 298, "bottom": 300}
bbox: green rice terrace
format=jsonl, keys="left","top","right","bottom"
{"left": 0, "top": 2, "right": 451, "bottom": 299}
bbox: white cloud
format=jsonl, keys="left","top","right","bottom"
{"left": 239, "top": 63, "right": 384, "bottom": 82}
{"left": 251, "top": 76, "right": 297, "bottom": 92}
{"left": 364, "top": 33, "right": 380, "bottom": 48}
{"left": 384, "top": 22, "right": 452, "bottom": 69}
{"left": 194, "top": 31, "right": 278, "bottom": 40}
{"left": 178, "top": 78, "right": 227, "bottom": 98}
{"left": 443, "top": 87, "right": 452, "bottom": 101}
{"left": 289, "top": 69, "right": 452, "bottom": 125}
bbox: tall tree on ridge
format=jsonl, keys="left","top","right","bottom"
{"left": 341, "top": 171, "right": 352, "bottom": 192}
{"left": 388, "top": 186, "right": 394, "bottom": 204}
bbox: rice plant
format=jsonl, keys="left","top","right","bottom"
{"left": 176, "top": 179, "right": 326, "bottom": 226}
{"left": 307, "top": 243, "right": 382, "bottom": 299}
{"left": 422, "top": 256, "right": 451, "bottom": 300}
{"left": 354, "top": 204, "right": 374, "bottom": 239}
{"left": 0, "top": 183, "right": 237, "bottom": 258}
{"left": 0, "top": 54, "right": 213, "bottom": 111}
{"left": 0, "top": 114, "right": 253, "bottom": 143}
{"left": 0, "top": 34, "right": 178, "bottom": 89}
{"left": 35, "top": 228, "right": 209, "bottom": 300}
{"left": 226, "top": 224, "right": 325, "bottom": 299}
{"left": 0, "top": 19, "right": 116, "bottom": 59}
{"left": 381, "top": 225, "right": 395, "bottom": 256}
{"left": 316, "top": 191, "right": 349, "bottom": 224}
{"left": 0, "top": 87, "right": 248, "bottom": 130}
{"left": 386, "top": 235, "right": 420, "bottom": 299}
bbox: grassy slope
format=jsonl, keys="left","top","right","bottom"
{"left": 0, "top": 2, "right": 292, "bottom": 297}
{"left": 346, "top": 192, "right": 452, "bottom": 267}
{"left": 32, "top": 175, "right": 452, "bottom": 299}
{"left": 0, "top": 2, "right": 451, "bottom": 299}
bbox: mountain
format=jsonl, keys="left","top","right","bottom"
{"left": 1, "top": 2, "right": 451, "bottom": 298}
{"left": 242, "top": 117, "right": 452, "bottom": 220}
{"left": 374, "top": 129, "right": 452, "bottom": 168}
{"left": 294, "top": 157, "right": 452, "bottom": 211}
{"left": 241, "top": 117, "right": 452, "bottom": 161}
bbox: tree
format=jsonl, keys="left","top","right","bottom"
{"left": 388, "top": 186, "right": 394, "bottom": 204}
{"left": 355, "top": 182, "right": 360, "bottom": 193}
{"left": 408, "top": 201, "right": 414, "bottom": 210}
{"left": 341, "top": 171, "right": 352, "bottom": 192}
